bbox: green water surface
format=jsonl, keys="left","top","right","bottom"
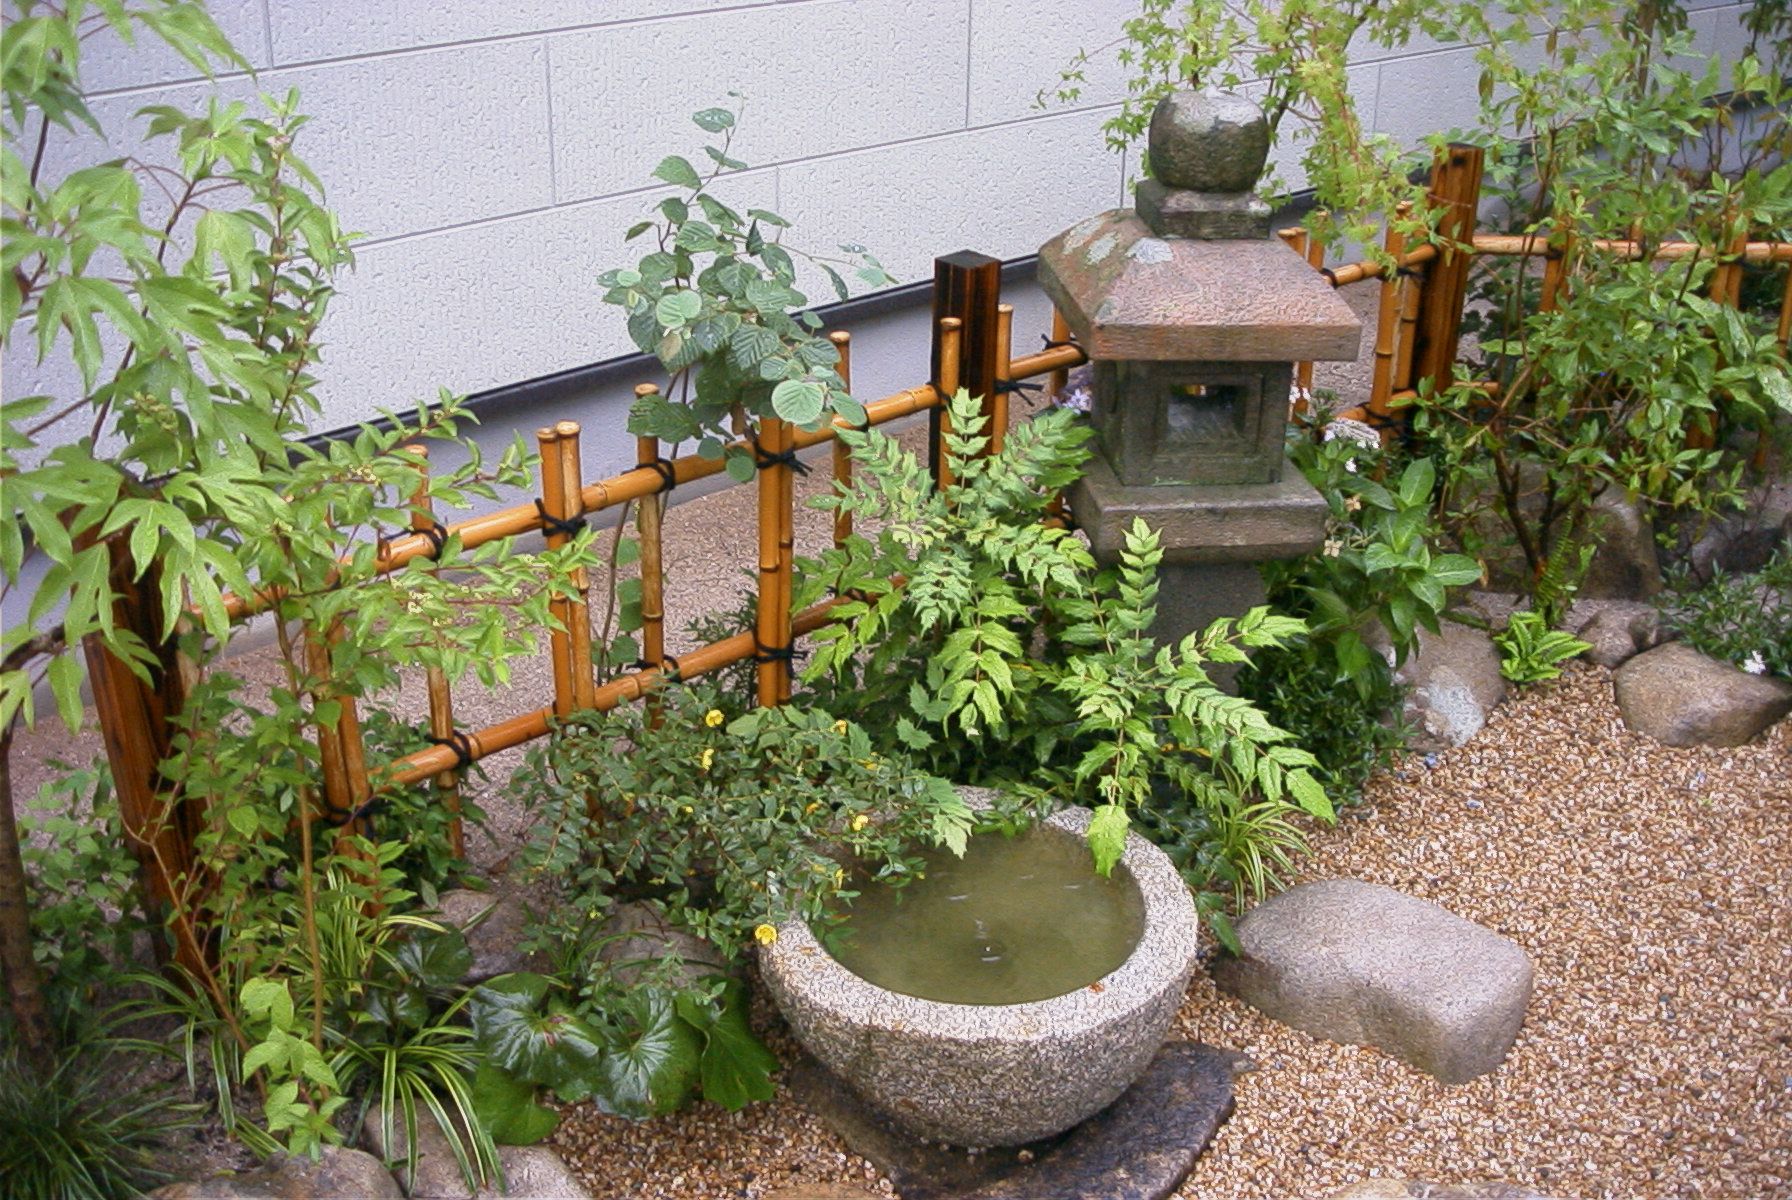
{"left": 824, "top": 828, "right": 1145, "bottom": 1005}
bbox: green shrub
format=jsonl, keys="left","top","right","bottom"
{"left": 1657, "top": 549, "right": 1792, "bottom": 679}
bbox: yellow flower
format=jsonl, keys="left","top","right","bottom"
{"left": 850, "top": 813, "right": 869, "bottom": 832}
{"left": 833, "top": 867, "right": 846, "bottom": 888}
{"left": 832, "top": 719, "right": 848, "bottom": 734}
{"left": 754, "top": 923, "right": 778, "bottom": 946}
{"left": 705, "top": 708, "right": 725, "bottom": 728}
{"left": 699, "top": 747, "right": 716, "bottom": 772}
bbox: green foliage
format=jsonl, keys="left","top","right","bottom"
{"left": 1657, "top": 549, "right": 1792, "bottom": 679}
{"left": 800, "top": 390, "right": 1332, "bottom": 923}
{"left": 239, "top": 978, "right": 345, "bottom": 1157}
{"left": 16, "top": 760, "right": 145, "bottom": 1033}
{"left": 1238, "top": 426, "right": 1474, "bottom": 799}
{"left": 502, "top": 682, "right": 974, "bottom": 1114}
{"left": 0, "top": 1037, "right": 195, "bottom": 1200}
{"left": 600, "top": 105, "right": 893, "bottom": 470}
{"left": 1494, "top": 611, "right": 1590, "bottom": 684}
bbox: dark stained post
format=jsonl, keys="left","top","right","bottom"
{"left": 81, "top": 532, "right": 209, "bottom": 974}
{"left": 929, "top": 251, "right": 1003, "bottom": 487}
{"left": 1411, "top": 143, "right": 1485, "bottom": 408}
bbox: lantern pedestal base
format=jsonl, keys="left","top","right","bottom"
{"left": 1069, "top": 455, "right": 1328, "bottom": 672}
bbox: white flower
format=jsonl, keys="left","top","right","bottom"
{"left": 1741, "top": 651, "right": 1767, "bottom": 676}
{"left": 1344, "top": 458, "right": 1358, "bottom": 474}
{"left": 1322, "top": 538, "right": 1344, "bottom": 557}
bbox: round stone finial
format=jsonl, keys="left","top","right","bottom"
{"left": 1147, "top": 90, "right": 1270, "bottom": 193}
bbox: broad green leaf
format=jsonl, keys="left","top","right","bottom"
{"left": 1086, "top": 803, "right": 1130, "bottom": 877}
{"left": 651, "top": 155, "right": 702, "bottom": 189}
{"left": 674, "top": 980, "right": 777, "bottom": 1111}
{"left": 599, "top": 994, "right": 701, "bottom": 1118}
{"left": 470, "top": 1063, "right": 560, "bottom": 1145}
{"left": 770, "top": 380, "right": 825, "bottom": 425}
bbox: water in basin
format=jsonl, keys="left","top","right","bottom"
{"left": 824, "top": 827, "right": 1146, "bottom": 1005}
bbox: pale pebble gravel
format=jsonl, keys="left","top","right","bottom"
{"left": 549, "top": 664, "right": 1792, "bottom": 1200}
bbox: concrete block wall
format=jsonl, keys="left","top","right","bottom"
{"left": 8, "top": 0, "right": 1760, "bottom": 445}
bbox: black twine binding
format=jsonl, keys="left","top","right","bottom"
{"left": 416, "top": 522, "right": 450, "bottom": 559}
{"left": 752, "top": 441, "right": 811, "bottom": 477}
{"left": 753, "top": 639, "right": 800, "bottom": 666}
{"left": 641, "top": 457, "right": 678, "bottom": 494}
{"left": 634, "top": 655, "right": 683, "bottom": 680}
{"left": 428, "top": 730, "right": 477, "bottom": 773}
{"left": 534, "top": 499, "right": 588, "bottom": 539}
{"left": 1041, "top": 334, "right": 1090, "bottom": 367}
{"left": 995, "top": 378, "right": 1045, "bottom": 398}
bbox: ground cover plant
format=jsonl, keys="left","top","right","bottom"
{"left": 1657, "top": 548, "right": 1792, "bottom": 678}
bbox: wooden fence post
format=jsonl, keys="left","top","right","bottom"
{"left": 407, "top": 446, "right": 464, "bottom": 858}
{"left": 81, "top": 533, "right": 208, "bottom": 975}
{"left": 1411, "top": 144, "right": 1485, "bottom": 409}
{"left": 829, "top": 332, "right": 855, "bottom": 548}
{"left": 929, "top": 251, "right": 1003, "bottom": 488}
{"left": 754, "top": 416, "right": 795, "bottom": 706}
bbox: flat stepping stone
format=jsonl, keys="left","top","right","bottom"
{"left": 786, "top": 1041, "right": 1237, "bottom": 1200}
{"left": 1214, "top": 879, "right": 1533, "bottom": 1084}
{"left": 1613, "top": 642, "right": 1792, "bottom": 747}
{"left": 1329, "top": 1182, "right": 1561, "bottom": 1200}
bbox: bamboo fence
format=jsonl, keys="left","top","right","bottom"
{"left": 85, "top": 146, "right": 1792, "bottom": 947}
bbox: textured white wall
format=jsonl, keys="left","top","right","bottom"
{"left": 7, "top": 0, "right": 1759, "bottom": 434}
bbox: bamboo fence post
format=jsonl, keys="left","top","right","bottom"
{"left": 405, "top": 446, "right": 464, "bottom": 857}
{"left": 754, "top": 416, "right": 796, "bottom": 707}
{"left": 1540, "top": 228, "right": 1575, "bottom": 313}
{"left": 633, "top": 400, "right": 667, "bottom": 678}
{"left": 1411, "top": 145, "right": 1485, "bottom": 407}
{"left": 829, "top": 331, "right": 855, "bottom": 548}
{"left": 1367, "top": 204, "right": 1411, "bottom": 431}
{"left": 552, "top": 422, "right": 596, "bottom": 711}
{"left": 1710, "top": 229, "right": 1747, "bottom": 309}
{"left": 1279, "top": 225, "right": 1325, "bottom": 415}
{"left": 932, "top": 318, "right": 965, "bottom": 488}
{"left": 536, "top": 426, "right": 577, "bottom": 718}
{"left": 1779, "top": 263, "right": 1792, "bottom": 349}
{"left": 928, "top": 251, "right": 1002, "bottom": 487}
{"left": 80, "top": 533, "right": 208, "bottom": 974}
{"left": 991, "top": 303, "right": 1014, "bottom": 455}
{"left": 303, "top": 630, "right": 356, "bottom": 832}
{"left": 1048, "top": 307, "right": 1073, "bottom": 401}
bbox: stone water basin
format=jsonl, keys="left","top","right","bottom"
{"left": 761, "top": 802, "right": 1199, "bottom": 1148}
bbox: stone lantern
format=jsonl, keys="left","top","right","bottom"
{"left": 1038, "top": 90, "right": 1362, "bottom": 645}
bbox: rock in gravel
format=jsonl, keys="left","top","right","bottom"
{"left": 1212, "top": 879, "right": 1533, "bottom": 1084}
{"left": 1382, "top": 623, "right": 1506, "bottom": 752}
{"left": 149, "top": 1149, "right": 403, "bottom": 1198}
{"left": 434, "top": 888, "right": 551, "bottom": 982}
{"left": 1327, "top": 1182, "right": 1562, "bottom": 1200}
{"left": 363, "top": 1105, "right": 590, "bottom": 1199}
{"left": 1570, "top": 600, "right": 1661, "bottom": 669}
{"left": 1613, "top": 642, "right": 1792, "bottom": 748}
{"left": 597, "top": 900, "right": 730, "bottom": 987}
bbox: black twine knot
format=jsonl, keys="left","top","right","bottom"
{"left": 995, "top": 378, "right": 1045, "bottom": 398}
{"left": 635, "top": 655, "right": 683, "bottom": 680}
{"left": 752, "top": 442, "right": 811, "bottom": 477}
{"left": 416, "top": 522, "right": 450, "bottom": 559}
{"left": 753, "top": 640, "right": 800, "bottom": 666}
{"left": 534, "top": 499, "right": 588, "bottom": 539}
{"left": 428, "top": 730, "right": 477, "bottom": 772}
{"left": 641, "top": 457, "right": 677, "bottom": 494}
{"left": 1041, "top": 334, "right": 1090, "bottom": 366}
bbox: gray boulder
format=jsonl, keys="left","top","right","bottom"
{"left": 1380, "top": 623, "right": 1506, "bottom": 752}
{"left": 1613, "top": 642, "right": 1792, "bottom": 747}
{"left": 150, "top": 1149, "right": 403, "bottom": 1199}
{"left": 1569, "top": 600, "right": 1662, "bottom": 670}
{"left": 1213, "top": 879, "right": 1533, "bottom": 1084}
{"left": 433, "top": 888, "right": 551, "bottom": 983}
{"left": 596, "top": 900, "right": 729, "bottom": 988}
{"left": 363, "top": 1107, "right": 590, "bottom": 1200}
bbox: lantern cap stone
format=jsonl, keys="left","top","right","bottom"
{"left": 1137, "top": 90, "right": 1273, "bottom": 238}
{"left": 1037, "top": 209, "right": 1362, "bottom": 362}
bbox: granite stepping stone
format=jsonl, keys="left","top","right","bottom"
{"left": 1214, "top": 879, "right": 1533, "bottom": 1084}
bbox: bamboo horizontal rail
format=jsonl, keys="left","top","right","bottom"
{"left": 383, "top": 595, "right": 848, "bottom": 787}
{"left": 1470, "top": 234, "right": 1792, "bottom": 263}
{"left": 1318, "top": 243, "right": 1440, "bottom": 288}
{"left": 213, "top": 341, "right": 1085, "bottom": 625}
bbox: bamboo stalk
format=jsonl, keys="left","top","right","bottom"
{"left": 1471, "top": 234, "right": 1792, "bottom": 263}
{"left": 552, "top": 422, "right": 596, "bottom": 711}
{"left": 934, "top": 317, "right": 964, "bottom": 489}
{"left": 536, "top": 426, "right": 576, "bottom": 718}
{"left": 405, "top": 446, "right": 463, "bottom": 857}
{"left": 1393, "top": 261, "right": 1423, "bottom": 394}
{"left": 1539, "top": 229, "right": 1574, "bottom": 313}
{"left": 1368, "top": 204, "right": 1410, "bottom": 423}
{"left": 1710, "top": 230, "right": 1747, "bottom": 308}
{"left": 633, "top": 396, "right": 666, "bottom": 676}
{"left": 1322, "top": 243, "right": 1440, "bottom": 288}
{"left": 1048, "top": 307, "right": 1072, "bottom": 401}
{"left": 754, "top": 416, "right": 792, "bottom": 707}
{"left": 1778, "top": 263, "right": 1792, "bottom": 348}
{"left": 1411, "top": 143, "right": 1485, "bottom": 408}
{"left": 991, "top": 304, "right": 1014, "bottom": 455}
{"left": 829, "top": 331, "right": 854, "bottom": 548}
{"left": 777, "top": 419, "right": 796, "bottom": 704}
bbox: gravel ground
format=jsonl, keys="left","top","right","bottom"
{"left": 548, "top": 664, "right": 1792, "bottom": 1200}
